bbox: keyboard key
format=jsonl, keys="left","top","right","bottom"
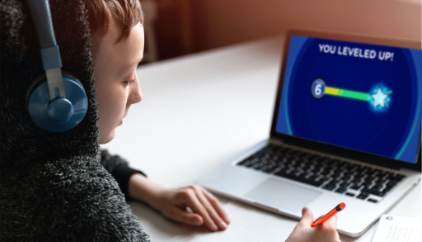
{"left": 345, "top": 192, "right": 355, "bottom": 197}
{"left": 252, "top": 162, "right": 265, "bottom": 169}
{"left": 387, "top": 174, "right": 406, "bottom": 182}
{"left": 357, "top": 192, "right": 369, "bottom": 199}
{"left": 395, "top": 174, "right": 406, "bottom": 181}
{"left": 370, "top": 184, "right": 383, "bottom": 191}
{"left": 237, "top": 158, "right": 252, "bottom": 166}
{"left": 307, "top": 174, "right": 318, "bottom": 181}
{"left": 275, "top": 170, "right": 324, "bottom": 187}
{"left": 339, "top": 183, "right": 349, "bottom": 189}
{"left": 245, "top": 158, "right": 260, "bottom": 167}
{"left": 323, "top": 184, "right": 336, "bottom": 191}
{"left": 383, "top": 185, "right": 394, "bottom": 193}
{"left": 335, "top": 187, "right": 347, "bottom": 194}
{"left": 261, "top": 165, "right": 278, "bottom": 173}
{"left": 361, "top": 188, "right": 386, "bottom": 197}
{"left": 368, "top": 199, "right": 378, "bottom": 203}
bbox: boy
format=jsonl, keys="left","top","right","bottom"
{"left": 88, "top": 1, "right": 341, "bottom": 240}
{"left": 0, "top": 0, "right": 340, "bottom": 241}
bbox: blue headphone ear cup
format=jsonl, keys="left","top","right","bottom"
{"left": 27, "top": 74, "right": 88, "bottom": 132}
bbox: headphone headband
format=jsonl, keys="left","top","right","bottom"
{"left": 26, "top": 0, "right": 65, "bottom": 100}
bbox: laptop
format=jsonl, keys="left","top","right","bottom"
{"left": 197, "top": 29, "right": 422, "bottom": 237}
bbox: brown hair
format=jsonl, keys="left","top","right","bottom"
{"left": 84, "top": 0, "right": 143, "bottom": 42}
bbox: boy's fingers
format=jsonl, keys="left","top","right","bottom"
{"left": 168, "top": 207, "right": 203, "bottom": 226}
{"left": 321, "top": 214, "right": 338, "bottom": 228}
{"left": 299, "top": 207, "right": 314, "bottom": 225}
{"left": 202, "top": 188, "right": 230, "bottom": 224}
{"left": 195, "top": 188, "right": 228, "bottom": 230}
{"left": 180, "top": 190, "right": 218, "bottom": 231}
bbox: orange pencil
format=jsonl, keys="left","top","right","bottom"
{"left": 311, "top": 202, "right": 346, "bottom": 227}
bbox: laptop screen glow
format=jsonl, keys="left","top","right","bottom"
{"left": 276, "top": 35, "right": 422, "bottom": 164}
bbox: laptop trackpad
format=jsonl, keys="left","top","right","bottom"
{"left": 244, "top": 178, "right": 323, "bottom": 213}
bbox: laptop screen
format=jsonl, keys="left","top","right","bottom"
{"left": 276, "top": 35, "right": 422, "bottom": 164}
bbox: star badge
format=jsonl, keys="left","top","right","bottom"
{"left": 371, "top": 86, "right": 392, "bottom": 109}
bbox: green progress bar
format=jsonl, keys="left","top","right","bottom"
{"left": 325, "top": 86, "right": 369, "bottom": 102}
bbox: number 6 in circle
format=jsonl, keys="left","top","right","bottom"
{"left": 311, "top": 79, "right": 326, "bottom": 99}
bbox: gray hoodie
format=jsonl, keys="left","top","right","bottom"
{"left": 0, "top": 0, "right": 150, "bottom": 241}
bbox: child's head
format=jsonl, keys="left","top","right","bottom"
{"left": 84, "top": 0, "right": 144, "bottom": 144}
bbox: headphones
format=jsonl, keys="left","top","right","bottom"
{"left": 26, "top": 0, "right": 88, "bottom": 132}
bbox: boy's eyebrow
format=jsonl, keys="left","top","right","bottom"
{"left": 121, "top": 57, "right": 143, "bottom": 72}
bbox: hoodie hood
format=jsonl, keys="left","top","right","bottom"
{"left": 1, "top": 0, "right": 99, "bottom": 164}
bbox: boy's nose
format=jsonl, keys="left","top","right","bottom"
{"left": 128, "top": 74, "right": 142, "bottom": 105}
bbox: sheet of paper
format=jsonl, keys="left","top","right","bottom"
{"left": 371, "top": 214, "right": 422, "bottom": 242}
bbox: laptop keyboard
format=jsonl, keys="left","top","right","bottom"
{"left": 237, "top": 144, "right": 406, "bottom": 203}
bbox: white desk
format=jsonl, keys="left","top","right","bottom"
{"left": 102, "top": 36, "right": 422, "bottom": 242}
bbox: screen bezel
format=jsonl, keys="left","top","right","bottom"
{"left": 270, "top": 29, "right": 421, "bottom": 171}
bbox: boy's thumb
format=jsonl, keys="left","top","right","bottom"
{"left": 300, "top": 207, "right": 314, "bottom": 224}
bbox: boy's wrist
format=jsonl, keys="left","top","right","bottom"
{"left": 128, "top": 173, "right": 166, "bottom": 209}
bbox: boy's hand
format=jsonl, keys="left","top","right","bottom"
{"left": 154, "top": 184, "right": 230, "bottom": 231}
{"left": 128, "top": 174, "right": 230, "bottom": 232}
{"left": 286, "top": 207, "right": 340, "bottom": 242}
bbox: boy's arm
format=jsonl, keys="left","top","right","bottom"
{"left": 60, "top": 163, "right": 150, "bottom": 242}
{"left": 128, "top": 173, "right": 231, "bottom": 232}
{"left": 100, "top": 149, "right": 146, "bottom": 198}
{"left": 100, "top": 150, "right": 230, "bottom": 232}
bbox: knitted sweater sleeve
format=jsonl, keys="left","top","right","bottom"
{"left": 1, "top": 156, "right": 151, "bottom": 242}
{"left": 100, "top": 149, "right": 147, "bottom": 198}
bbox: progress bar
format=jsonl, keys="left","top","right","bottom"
{"left": 311, "top": 78, "right": 392, "bottom": 110}
{"left": 324, "top": 86, "right": 369, "bottom": 102}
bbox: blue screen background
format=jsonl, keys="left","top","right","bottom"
{"left": 276, "top": 36, "right": 422, "bottom": 164}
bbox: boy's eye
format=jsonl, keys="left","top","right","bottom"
{"left": 123, "top": 80, "right": 135, "bottom": 86}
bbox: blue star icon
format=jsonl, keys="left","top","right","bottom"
{"left": 371, "top": 86, "right": 392, "bottom": 109}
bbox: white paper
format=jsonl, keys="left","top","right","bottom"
{"left": 371, "top": 214, "right": 422, "bottom": 242}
